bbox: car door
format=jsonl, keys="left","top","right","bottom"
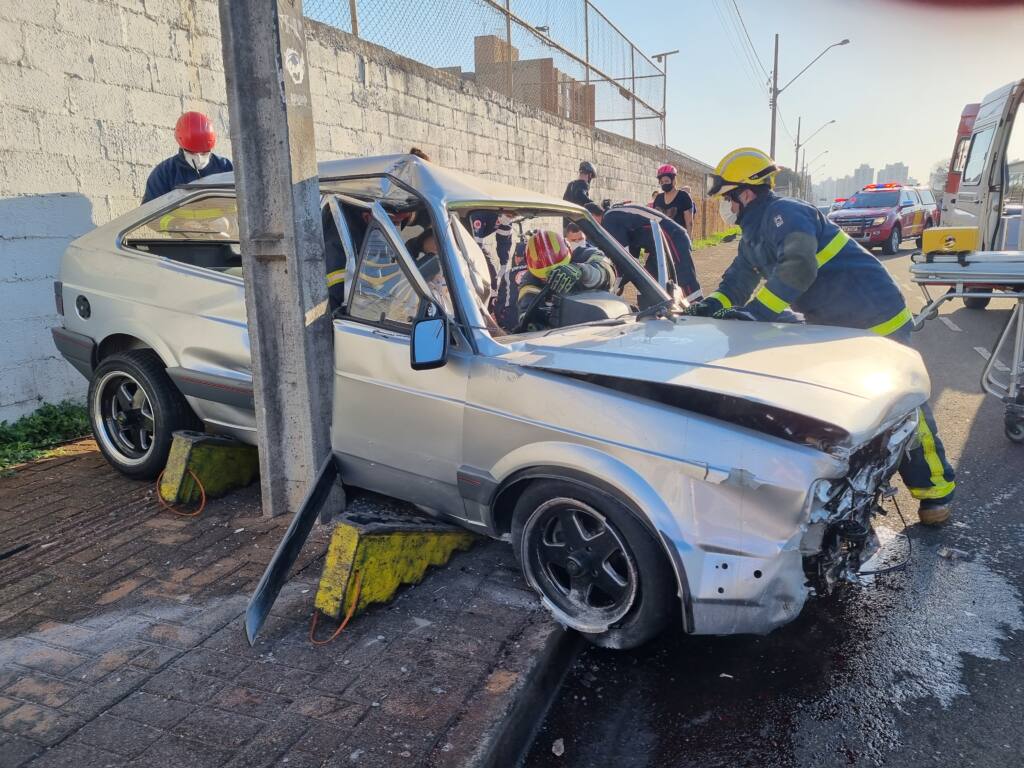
{"left": 955, "top": 80, "right": 1023, "bottom": 248}
{"left": 330, "top": 202, "right": 470, "bottom": 517}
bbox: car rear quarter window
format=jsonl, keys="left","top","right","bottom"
{"left": 962, "top": 126, "right": 996, "bottom": 186}
{"left": 126, "top": 196, "right": 239, "bottom": 242}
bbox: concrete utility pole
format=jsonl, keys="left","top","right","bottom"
{"left": 218, "top": 0, "right": 337, "bottom": 518}
{"left": 769, "top": 33, "right": 779, "bottom": 159}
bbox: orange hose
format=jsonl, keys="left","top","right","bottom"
{"left": 155, "top": 469, "right": 207, "bottom": 517}
{"left": 309, "top": 570, "right": 363, "bottom": 646}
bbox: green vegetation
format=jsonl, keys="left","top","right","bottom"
{"left": 0, "top": 401, "right": 90, "bottom": 473}
{"left": 693, "top": 226, "right": 741, "bottom": 250}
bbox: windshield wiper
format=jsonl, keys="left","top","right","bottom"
{"left": 630, "top": 298, "right": 678, "bottom": 321}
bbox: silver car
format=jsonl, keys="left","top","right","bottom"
{"left": 53, "top": 155, "right": 928, "bottom": 648}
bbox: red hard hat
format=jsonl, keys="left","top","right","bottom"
{"left": 175, "top": 111, "right": 216, "bottom": 153}
{"left": 526, "top": 230, "right": 572, "bottom": 280}
{"left": 657, "top": 164, "right": 677, "bottom": 178}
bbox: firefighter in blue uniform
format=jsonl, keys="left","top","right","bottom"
{"left": 143, "top": 112, "right": 233, "bottom": 203}
{"left": 588, "top": 202, "right": 702, "bottom": 302}
{"left": 688, "top": 147, "right": 955, "bottom": 525}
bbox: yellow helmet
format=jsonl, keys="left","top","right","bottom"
{"left": 705, "top": 147, "right": 779, "bottom": 198}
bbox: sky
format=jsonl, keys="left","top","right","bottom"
{"left": 596, "top": 0, "right": 1024, "bottom": 183}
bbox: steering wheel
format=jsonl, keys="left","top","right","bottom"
{"left": 511, "top": 282, "right": 554, "bottom": 334}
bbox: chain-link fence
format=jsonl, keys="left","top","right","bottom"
{"left": 305, "top": 0, "right": 667, "bottom": 147}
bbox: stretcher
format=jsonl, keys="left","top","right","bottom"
{"left": 910, "top": 250, "right": 1024, "bottom": 442}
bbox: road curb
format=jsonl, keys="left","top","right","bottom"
{"left": 431, "top": 618, "right": 584, "bottom": 768}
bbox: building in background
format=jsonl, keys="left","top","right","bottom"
{"left": 878, "top": 162, "right": 910, "bottom": 185}
{"left": 852, "top": 163, "right": 875, "bottom": 192}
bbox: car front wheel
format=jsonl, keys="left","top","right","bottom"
{"left": 88, "top": 349, "right": 199, "bottom": 479}
{"left": 512, "top": 480, "right": 675, "bottom": 649}
{"left": 882, "top": 225, "right": 901, "bottom": 255}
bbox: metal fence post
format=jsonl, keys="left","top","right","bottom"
{"left": 630, "top": 44, "right": 636, "bottom": 141}
{"left": 504, "top": 0, "right": 513, "bottom": 98}
{"left": 349, "top": 0, "right": 359, "bottom": 37}
{"left": 583, "top": 0, "right": 590, "bottom": 87}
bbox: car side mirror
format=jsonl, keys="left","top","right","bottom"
{"left": 410, "top": 305, "right": 448, "bottom": 371}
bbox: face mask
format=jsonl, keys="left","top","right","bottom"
{"left": 660, "top": 182, "right": 674, "bottom": 193}
{"left": 566, "top": 236, "right": 585, "bottom": 249}
{"left": 183, "top": 150, "right": 212, "bottom": 172}
{"left": 719, "top": 197, "right": 738, "bottom": 227}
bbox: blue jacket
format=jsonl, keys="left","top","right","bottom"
{"left": 711, "top": 192, "right": 909, "bottom": 334}
{"left": 143, "top": 151, "right": 233, "bottom": 203}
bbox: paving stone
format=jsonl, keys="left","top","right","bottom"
{"left": 71, "top": 713, "right": 163, "bottom": 757}
{"left": 142, "top": 668, "right": 225, "bottom": 705}
{"left": 137, "top": 733, "right": 231, "bottom": 768}
{"left": 137, "top": 623, "right": 209, "bottom": 650}
{"left": 20, "top": 742, "right": 124, "bottom": 768}
{"left": 0, "top": 733, "right": 44, "bottom": 767}
{"left": 235, "top": 662, "right": 317, "bottom": 695}
{"left": 0, "top": 702, "right": 83, "bottom": 746}
{"left": 3, "top": 672, "right": 81, "bottom": 708}
{"left": 172, "top": 705, "right": 264, "bottom": 749}
{"left": 62, "top": 667, "right": 151, "bottom": 719}
{"left": 209, "top": 683, "right": 293, "bottom": 721}
{"left": 107, "top": 691, "right": 195, "bottom": 729}
{"left": 16, "top": 643, "right": 91, "bottom": 677}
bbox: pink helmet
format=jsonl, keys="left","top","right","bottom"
{"left": 656, "top": 164, "right": 677, "bottom": 179}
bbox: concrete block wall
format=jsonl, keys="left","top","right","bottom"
{"left": 0, "top": 0, "right": 716, "bottom": 422}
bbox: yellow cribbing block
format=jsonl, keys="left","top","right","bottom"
{"left": 159, "top": 430, "right": 259, "bottom": 504}
{"left": 922, "top": 226, "right": 979, "bottom": 254}
{"left": 315, "top": 508, "right": 478, "bottom": 620}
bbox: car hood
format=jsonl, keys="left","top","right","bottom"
{"left": 831, "top": 207, "right": 893, "bottom": 219}
{"left": 501, "top": 318, "right": 929, "bottom": 448}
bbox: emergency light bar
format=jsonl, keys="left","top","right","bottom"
{"left": 862, "top": 182, "right": 901, "bottom": 190}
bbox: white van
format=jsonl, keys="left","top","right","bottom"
{"left": 942, "top": 79, "right": 1024, "bottom": 252}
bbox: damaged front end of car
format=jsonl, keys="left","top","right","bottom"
{"left": 800, "top": 410, "right": 918, "bottom": 596}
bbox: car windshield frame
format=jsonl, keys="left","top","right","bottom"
{"left": 446, "top": 201, "right": 675, "bottom": 341}
{"left": 842, "top": 191, "right": 900, "bottom": 209}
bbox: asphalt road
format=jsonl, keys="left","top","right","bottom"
{"left": 526, "top": 239, "right": 1024, "bottom": 768}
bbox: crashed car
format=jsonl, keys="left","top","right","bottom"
{"left": 53, "top": 155, "right": 928, "bottom": 648}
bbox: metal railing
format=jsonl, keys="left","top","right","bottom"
{"left": 305, "top": 0, "right": 667, "bottom": 147}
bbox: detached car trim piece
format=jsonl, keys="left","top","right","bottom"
{"left": 54, "top": 154, "right": 928, "bottom": 647}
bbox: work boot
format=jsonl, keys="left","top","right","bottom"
{"left": 918, "top": 501, "right": 951, "bottom": 526}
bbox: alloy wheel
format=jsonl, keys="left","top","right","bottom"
{"left": 522, "top": 497, "right": 638, "bottom": 631}
{"left": 92, "top": 371, "right": 156, "bottom": 466}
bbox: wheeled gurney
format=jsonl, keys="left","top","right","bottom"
{"left": 910, "top": 250, "right": 1024, "bottom": 442}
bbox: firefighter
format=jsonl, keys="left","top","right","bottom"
{"left": 590, "top": 203, "right": 701, "bottom": 301}
{"left": 563, "top": 161, "right": 598, "bottom": 208}
{"left": 143, "top": 111, "right": 233, "bottom": 203}
{"left": 688, "top": 147, "right": 955, "bottom": 525}
{"left": 516, "top": 230, "right": 616, "bottom": 331}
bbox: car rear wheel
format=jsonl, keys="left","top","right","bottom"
{"left": 88, "top": 349, "right": 199, "bottom": 479}
{"left": 964, "top": 287, "right": 992, "bottom": 310}
{"left": 512, "top": 480, "right": 675, "bottom": 649}
{"left": 882, "top": 225, "right": 901, "bottom": 255}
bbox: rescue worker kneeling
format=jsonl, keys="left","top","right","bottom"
{"left": 689, "top": 147, "right": 956, "bottom": 526}
{"left": 516, "top": 230, "right": 616, "bottom": 332}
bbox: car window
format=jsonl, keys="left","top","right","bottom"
{"left": 127, "top": 196, "right": 239, "bottom": 241}
{"left": 919, "top": 189, "right": 935, "bottom": 205}
{"left": 347, "top": 227, "right": 427, "bottom": 329}
{"left": 962, "top": 126, "right": 996, "bottom": 186}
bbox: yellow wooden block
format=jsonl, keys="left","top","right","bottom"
{"left": 315, "top": 514, "right": 478, "bottom": 620}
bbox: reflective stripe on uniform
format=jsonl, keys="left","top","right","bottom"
{"left": 754, "top": 286, "right": 789, "bottom": 314}
{"left": 326, "top": 269, "right": 346, "bottom": 287}
{"left": 907, "top": 413, "right": 956, "bottom": 500}
{"left": 815, "top": 230, "right": 849, "bottom": 267}
{"left": 868, "top": 307, "right": 913, "bottom": 336}
{"left": 708, "top": 291, "right": 732, "bottom": 309}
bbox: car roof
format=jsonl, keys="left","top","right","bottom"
{"left": 192, "top": 153, "right": 575, "bottom": 210}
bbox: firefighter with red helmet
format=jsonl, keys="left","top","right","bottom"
{"left": 515, "top": 230, "right": 616, "bottom": 331}
{"left": 142, "top": 111, "right": 234, "bottom": 203}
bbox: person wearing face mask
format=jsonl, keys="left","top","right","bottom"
{"left": 142, "top": 111, "right": 233, "bottom": 203}
{"left": 686, "top": 147, "right": 955, "bottom": 526}
{"left": 651, "top": 164, "right": 694, "bottom": 232}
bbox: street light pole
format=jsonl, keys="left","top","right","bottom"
{"left": 769, "top": 37, "right": 848, "bottom": 159}
{"left": 794, "top": 118, "right": 835, "bottom": 194}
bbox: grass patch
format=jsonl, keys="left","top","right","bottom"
{"left": 0, "top": 401, "right": 90, "bottom": 473}
{"left": 693, "top": 226, "right": 741, "bottom": 250}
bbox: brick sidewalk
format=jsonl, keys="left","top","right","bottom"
{"left": 0, "top": 441, "right": 555, "bottom": 768}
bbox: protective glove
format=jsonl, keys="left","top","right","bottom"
{"left": 548, "top": 263, "right": 583, "bottom": 295}
{"left": 681, "top": 297, "right": 723, "bottom": 317}
{"left": 713, "top": 307, "right": 756, "bottom": 321}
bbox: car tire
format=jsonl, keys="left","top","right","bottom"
{"left": 882, "top": 225, "right": 901, "bottom": 255}
{"left": 916, "top": 219, "right": 933, "bottom": 250}
{"left": 964, "top": 288, "right": 992, "bottom": 310}
{"left": 511, "top": 479, "right": 675, "bottom": 650}
{"left": 88, "top": 349, "right": 199, "bottom": 480}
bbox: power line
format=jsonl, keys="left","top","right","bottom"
{"left": 730, "top": 0, "right": 769, "bottom": 80}
{"left": 710, "top": 0, "right": 764, "bottom": 99}
{"left": 721, "top": 0, "right": 766, "bottom": 90}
